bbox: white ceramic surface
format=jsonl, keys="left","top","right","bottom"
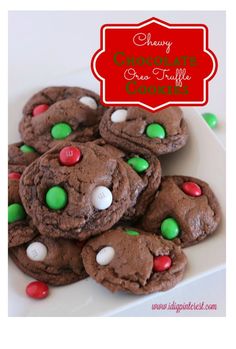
{"left": 8, "top": 69, "right": 225, "bottom": 317}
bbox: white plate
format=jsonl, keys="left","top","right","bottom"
{"left": 8, "top": 68, "right": 226, "bottom": 317}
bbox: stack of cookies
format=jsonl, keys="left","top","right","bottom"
{"left": 8, "top": 86, "right": 221, "bottom": 296}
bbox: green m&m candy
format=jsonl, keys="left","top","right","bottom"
{"left": 45, "top": 186, "right": 68, "bottom": 210}
{"left": 161, "top": 218, "right": 180, "bottom": 240}
{"left": 8, "top": 203, "right": 26, "bottom": 223}
{"left": 146, "top": 123, "right": 166, "bottom": 139}
{"left": 51, "top": 123, "right": 72, "bottom": 140}
{"left": 127, "top": 157, "right": 149, "bottom": 173}
{"left": 125, "top": 229, "right": 140, "bottom": 236}
{"left": 202, "top": 113, "right": 218, "bottom": 129}
{"left": 20, "top": 144, "right": 36, "bottom": 153}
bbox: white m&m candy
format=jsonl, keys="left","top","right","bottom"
{"left": 96, "top": 246, "right": 115, "bottom": 266}
{"left": 79, "top": 96, "right": 97, "bottom": 110}
{"left": 91, "top": 186, "right": 113, "bottom": 210}
{"left": 26, "top": 242, "right": 47, "bottom": 262}
{"left": 111, "top": 109, "right": 127, "bottom": 123}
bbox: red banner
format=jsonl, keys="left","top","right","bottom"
{"left": 91, "top": 17, "right": 217, "bottom": 112}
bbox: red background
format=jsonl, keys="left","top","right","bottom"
{"left": 91, "top": 18, "right": 217, "bottom": 111}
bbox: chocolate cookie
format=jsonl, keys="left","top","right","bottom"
{"left": 142, "top": 176, "right": 221, "bottom": 247}
{"left": 8, "top": 178, "right": 37, "bottom": 247}
{"left": 19, "top": 141, "right": 133, "bottom": 240}
{"left": 93, "top": 139, "right": 161, "bottom": 221}
{"left": 82, "top": 226, "right": 187, "bottom": 295}
{"left": 9, "top": 235, "right": 87, "bottom": 286}
{"left": 8, "top": 142, "right": 39, "bottom": 176}
{"left": 99, "top": 106, "right": 188, "bottom": 157}
{"left": 19, "top": 86, "right": 106, "bottom": 153}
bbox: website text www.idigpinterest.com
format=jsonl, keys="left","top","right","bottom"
{"left": 151, "top": 301, "right": 217, "bottom": 313}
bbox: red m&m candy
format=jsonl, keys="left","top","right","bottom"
{"left": 8, "top": 172, "right": 21, "bottom": 180}
{"left": 26, "top": 281, "right": 49, "bottom": 299}
{"left": 59, "top": 146, "right": 82, "bottom": 166}
{"left": 32, "top": 104, "right": 49, "bottom": 116}
{"left": 182, "top": 182, "right": 202, "bottom": 197}
{"left": 153, "top": 255, "right": 172, "bottom": 272}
